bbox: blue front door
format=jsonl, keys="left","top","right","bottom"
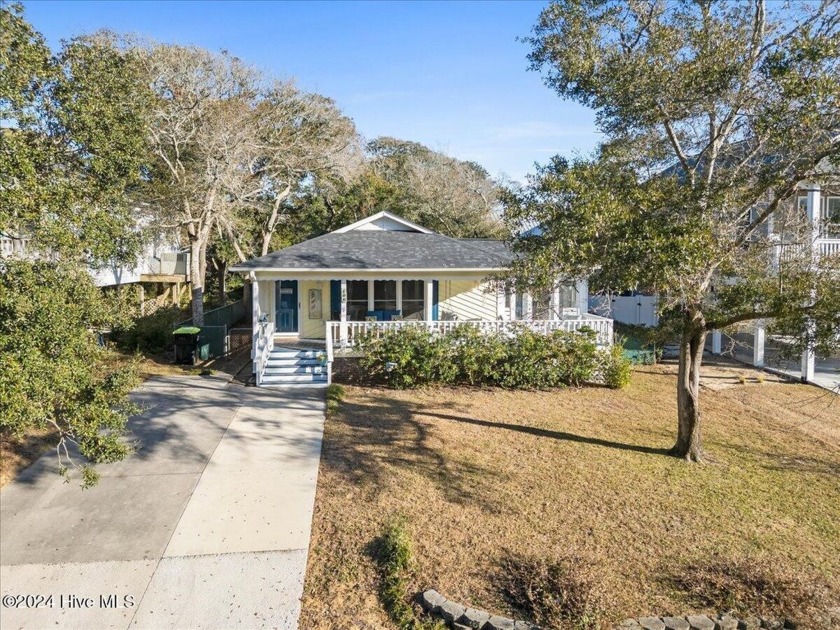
{"left": 276, "top": 280, "right": 298, "bottom": 333}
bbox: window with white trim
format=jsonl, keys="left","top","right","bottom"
{"left": 346, "top": 281, "right": 368, "bottom": 321}
{"left": 401, "top": 280, "right": 424, "bottom": 320}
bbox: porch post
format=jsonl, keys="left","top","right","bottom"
{"left": 340, "top": 279, "right": 348, "bottom": 346}
{"left": 508, "top": 290, "right": 517, "bottom": 321}
{"left": 395, "top": 280, "right": 402, "bottom": 316}
{"left": 711, "top": 330, "right": 722, "bottom": 355}
{"left": 801, "top": 330, "right": 816, "bottom": 383}
{"left": 805, "top": 184, "right": 822, "bottom": 242}
{"left": 424, "top": 279, "right": 434, "bottom": 321}
{"left": 523, "top": 292, "right": 533, "bottom": 320}
{"left": 367, "top": 279, "right": 375, "bottom": 313}
{"left": 495, "top": 285, "right": 505, "bottom": 320}
{"left": 251, "top": 274, "right": 259, "bottom": 363}
{"left": 801, "top": 184, "right": 821, "bottom": 382}
{"left": 753, "top": 319, "right": 765, "bottom": 368}
{"left": 550, "top": 282, "right": 561, "bottom": 321}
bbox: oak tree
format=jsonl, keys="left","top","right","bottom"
{"left": 509, "top": 0, "right": 840, "bottom": 460}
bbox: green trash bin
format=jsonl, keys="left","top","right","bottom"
{"left": 173, "top": 326, "right": 201, "bottom": 365}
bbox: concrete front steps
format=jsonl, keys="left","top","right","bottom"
{"left": 261, "top": 347, "right": 328, "bottom": 387}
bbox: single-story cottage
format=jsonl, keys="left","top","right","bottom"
{"left": 231, "top": 211, "right": 613, "bottom": 386}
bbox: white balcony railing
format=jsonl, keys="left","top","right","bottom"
{"left": 325, "top": 316, "right": 614, "bottom": 362}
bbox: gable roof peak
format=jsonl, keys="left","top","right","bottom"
{"left": 331, "top": 211, "right": 435, "bottom": 234}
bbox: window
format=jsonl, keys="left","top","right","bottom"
{"left": 401, "top": 280, "right": 424, "bottom": 320}
{"left": 374, "top": 280, "right": 397, "bottom": 312}
{"left": 532, "top": 283, "right": 578, "bottom": 318}
{"left": 558, "top": 283, "right": 578, "bottom": 310}
{"left": 533, "top": 291, "right": 551, "bottom": 319}
{"left": 825, "top": 197, "right": 840, "bottom": 237}
{"left": 346, "top": 280, "right": 368, "bottom": 321}
{"left": 797, "top": 195, "right": 808, "bottom": 212}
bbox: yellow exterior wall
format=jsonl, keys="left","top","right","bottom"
{"left": 300, "top": 280, "right": 330, "bottom": 339}
{"left": 438, "top": 280, "right": 498, "bottom": 321}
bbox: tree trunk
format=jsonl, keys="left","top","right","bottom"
{"left": 189, "top": 238, "right": 204, "bottom": 326}
{"left": 217, "top": 260, "right": 227, "bottom": 306}
{"left": 671, "top": 313, "right": 707, "bottom": 461}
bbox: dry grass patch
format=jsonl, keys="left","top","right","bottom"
{"left": 0, "top": 426, "right": 58, "bottom": 488}
{"left": 300, "top": 364, "right": 840, "bottom": 628}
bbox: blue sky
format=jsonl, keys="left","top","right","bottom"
{"left": 23, "top": 0, "right": 600, "bottom": 181}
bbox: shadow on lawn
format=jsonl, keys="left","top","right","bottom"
{"left": 323, "top": 394, "right": 509, "bottom": 512}
{"left": 420, "top": 411, "right": 671, "bottom": 456}
{"left": 323, "top": 389, "right": 673, "bottom": 512}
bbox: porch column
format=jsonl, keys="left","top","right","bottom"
{"left": 802, "top": 184, "right": 820, "bottom": 382}
{"left": 251, "top": 274, "right": 259, "bottom": 363}
{"left": 711, "top": 330, "right": 722, "bottom": 355}
{"left": 550, "top": 282, "right": 561, "bottom": 321}
{"left": 805, "top": 183, "right": 822, "bottom": 244}
{"left": 508, "top": 290, "right": 517, "bottom": 321}
{"left": 523, "top": 292, "right": 533, "bottom": 320}
{"left": 424, "top": 279, "right": 434, "bottom": 321}
{"left": 801, "top": 319, "right": 816, "bottom": 383}
{"left": 577, "top": 279, "right": 589, "bottom": 315}
{"left": 340, "top": 279, "right": 348, "bottom": 346}
{"left": 367, "top": 279, "right": 375, "bottom": 312}
{"left": 495, "top": 285, "right": 506, "bottom": 320}
{"left": 753, "top": 319, "right": 765, "bottom": 368}
{"left": 395, "top": 280, "right": 402, "bottom": 316}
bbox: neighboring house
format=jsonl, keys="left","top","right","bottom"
{"left": 1, "top": 229, "right": 189, "bottom": 314}
{"left": 714, "top": 177, "right": 840, "bottom": 384}
{"left": 231, "top": 211, "right": 612, "bottom": 387}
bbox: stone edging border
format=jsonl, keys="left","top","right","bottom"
{"left": 420, "top": 589, "right": 538, "bottom": 630}
{"left": 420, "top": 589, "right": 839, "bottom": 630}
{"left": 619, "top": 615, "right": 796, "bottom": 630}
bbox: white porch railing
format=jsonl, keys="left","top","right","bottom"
{"left": 326, "top": 316, "right": 614, "bottom": 361}
{"left": 254, "top": 320, "right": 275, "bottom": 386}
{"left": 820, "top": 238, "right": 840, "bottom": 258}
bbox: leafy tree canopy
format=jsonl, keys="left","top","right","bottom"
{"left": 286, "top": 137, "right": 508, "bottom": 241}
{"left": 1, "top": 3, "right": 152, "bottom": 264}
{"left": 509, "top": 0, "right": 840, "bottom": 460}
{"left": 1, "top": 3, "right": 147, "bottom": 485}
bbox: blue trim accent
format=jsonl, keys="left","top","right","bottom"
{"left": 432, "top": 281, "right": 439, "bottom": 321}
{"left": 330, "top": 280, "right": 340, "bottom": 320}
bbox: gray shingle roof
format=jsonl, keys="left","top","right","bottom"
{"left": 231, "top": 232, "right": 513, "bottom": 271}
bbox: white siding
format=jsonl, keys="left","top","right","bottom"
{"left": 438, "top": 280, "right": 499, "bottom": 321}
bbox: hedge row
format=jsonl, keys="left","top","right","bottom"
{"left": 357, "top": 324, "right": 631, "bottom": 390}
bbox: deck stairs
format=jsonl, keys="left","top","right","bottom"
{"left": 261, "top": 347, "right": 328, "bottom": 387}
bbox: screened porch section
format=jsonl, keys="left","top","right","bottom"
{"left": 337, "top": 279, "right": 432, "bottom": 322}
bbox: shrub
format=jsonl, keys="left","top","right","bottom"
{"left": 113, "top": 306, "right": 187, "bottom": 354}
{"left": 448, "top": 325, "right": 508, "bottom": 385}
{"left": 375, "top": 518, "right": 430, "bottom": 630}
{"left": 358, "top": 325, "right": 457, "bottom": 388}
{"left": 326, "top": 383, "right": 345, "bottom": 414}
{"left": 497, "top": 553, "right": 605, "bottom": 630}
{"left": 599, "top": 343, "right": 632, "bottom": 389}
{"left": 359, "top": 324, "right": 611, "bottom": 390}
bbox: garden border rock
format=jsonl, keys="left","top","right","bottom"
{"left": 419, "top": 588, "right": 811, "bottom": 630}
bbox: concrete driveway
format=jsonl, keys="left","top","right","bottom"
{"left": 0, "top": 375, "right": 325, "bottom": 629}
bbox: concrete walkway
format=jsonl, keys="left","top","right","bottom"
{"left": 0, "top": 375, "right": 325, "bottom": 629}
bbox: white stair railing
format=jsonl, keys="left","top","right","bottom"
{"left": 254, "top": 320, "right": 275, "bottom": 386}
